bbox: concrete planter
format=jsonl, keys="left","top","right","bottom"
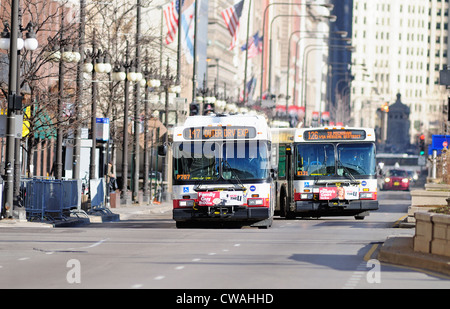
{"left": 408, "top": 186, "right": 450, "bottom": 222}
{"left": 414, "top": 212, "right": 450, "bottom": 257}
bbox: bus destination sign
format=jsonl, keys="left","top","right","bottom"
{"left": 304, "top": 129, "right": 366, "bottom": 141}
{"left": 183, "top": 126, "right": 257, "bottom": 140}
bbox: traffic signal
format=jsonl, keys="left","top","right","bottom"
{"left": 203, "top": 103, "right": 215, "bottom": 115}
{"left": 419, "top": 134, "right": 426, "bottom": 156}
{"left": 189, "top": 102, "right": 199, "bottom": 116}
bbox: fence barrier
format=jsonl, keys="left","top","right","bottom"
{"left": 21, "top": 178, "right": 82, "bottom": 222}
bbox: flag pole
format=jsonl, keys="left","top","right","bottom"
{"left": 176, "top": 0, "right": 182, "bottom": 93}
{"left": 243, "top": 0, "right": 252, "bottom": 105}
{"left": 192, "top": 0, "right": 199, "bottom": 112}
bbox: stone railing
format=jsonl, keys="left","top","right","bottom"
{"left": 414, "top": 212, "right": 450, "bottom": 257}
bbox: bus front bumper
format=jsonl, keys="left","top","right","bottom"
{"left": 294, "top": 200, "right": 379, "bottom": 216}
{"left": 173, "top": 206, "right": 270, "bottom": 222}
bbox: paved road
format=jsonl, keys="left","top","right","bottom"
{"left": 0, "top": 190, "right": 449, "bottom": 290}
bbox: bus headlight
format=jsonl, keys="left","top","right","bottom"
{"left": 248, "top": 198, "right": 264, "bottom": 206}
{"left": 360, "top": 192, "right": 374, "bottom": 199}
{"left": 178, "top": 200, "right": 195, "bottom": 207}
{"left": 384, "top": 177, "right": 391, "bottom": 183}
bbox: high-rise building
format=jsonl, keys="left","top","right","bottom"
{"left": 350, "top": 0, "right": 448, "bottom": 145}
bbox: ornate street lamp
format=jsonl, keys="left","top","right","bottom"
{"left": 111, "top": 41, "right": 143, "bottom": 204}
{"left": 0, "top": 18, "right": 39, "bottom": 217}
{"left": 82, "top": 43, "right": 111, "bottom": 181}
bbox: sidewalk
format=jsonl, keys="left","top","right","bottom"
{"left": 0, "top": 200, "right": 172, "bottom": 227}
{"left": 108, "top": 200, "right": 172, "bottom": 221}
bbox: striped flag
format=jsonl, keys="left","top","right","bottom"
{"left": 164, "top": 0, "right": 185, "bottom": 45}
{"left": 181, "top": 1, "right": 196, "bottom": 64}
{"left": 241, "top": 31, "right": 263, "bottom": 58}
{"left": 221, "top": 0, "right": 245, "bottom": 50}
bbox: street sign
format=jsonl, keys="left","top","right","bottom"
{"left": 96, "top": 118, "right": 109, "bottom": 141}
{"left": 429, "top": 135, "right": 450, "bottom": 155}
{"left": 0, "top": 114, "right": 23, "bottom": 138}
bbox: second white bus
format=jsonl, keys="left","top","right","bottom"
{"left": 273, "top": 127, "right": 379, "bottom": 220}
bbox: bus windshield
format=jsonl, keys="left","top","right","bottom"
{"left": 222, "top": 141, "right": 269, "bottom": 180}
{"left": 173, "top": 142, "right": 220, "bottom": 181}
{"left": 337, "top": 143, "right": 376, "bottom": 176}
{"left": 173, "top": 141, "right": 270, "bottom": 181}
{"left": 295, "top": 143, "right": 376, "bottom": 177}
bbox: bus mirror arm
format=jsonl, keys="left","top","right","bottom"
{"left": 158, "top": 145, "right": 167, "bottom": 156}
{"left": 270, "top": 168, "right": 277, "bottom": 179}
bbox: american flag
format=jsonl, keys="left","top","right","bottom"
{"left": 241, "top": 32, "right": 263, "bottom": 58}
{"left": 164, "top": 0, "right": 185, "bottom": 45}
{"left": 221, "top": 0, "right": 245, "bottom": 50}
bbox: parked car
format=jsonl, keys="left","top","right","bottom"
{"left": 382, "top": 169, "right": 410, "bottom": 191}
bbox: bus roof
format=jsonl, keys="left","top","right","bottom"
{"left": 183, "top": 114, "right": 267, "bottom": 127}
{"left": 271, "top": 128, "right": 296, "bottom": 144}
{"left": 173, "top": 114, "right": 271, "bottom": 142}
{"left": 294, "top": 127, "right": 376, "bottom": 143}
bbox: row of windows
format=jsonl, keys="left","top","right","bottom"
{"left": 355, "top": 2, "right": 448, "bottom": 14}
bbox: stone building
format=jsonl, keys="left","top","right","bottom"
{"left": 386, "top": 93, "right": 411, "bottom": 152}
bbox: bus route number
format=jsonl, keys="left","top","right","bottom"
{"left": 184, "top": 127, "right": 256, "bottom": 140}
{"left": 305, "top": 130, "right": 366, "bottom": 141}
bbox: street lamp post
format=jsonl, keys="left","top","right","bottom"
{"left": 0, "top": 9, "right": 38, "bottom": 217}
{"left": 259, "top": 2, "right": 334, "bottom": 102}
{"left": 142, "top": 58, "right": 161, "bottom": 203}
{"left": 111, "top": 41, "right": 143, "bottom": 204}
{"left": 83, "top": 35, "right": 111, "bottom": 181}
{"left": 160, "top": 58, "right": 180, "bottom": 202}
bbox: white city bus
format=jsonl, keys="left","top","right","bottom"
{"left": 171, "top": 114, "right": 275, "bottom": 228}
{"left": 274, "top": 127, "right": 379, "bottom": 220}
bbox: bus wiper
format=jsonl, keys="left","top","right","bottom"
{"left": 222, "top": 159, "right": 246, "bottom": 191}
{"left": 337, "top": 158, "right": 357, "bottom": 183}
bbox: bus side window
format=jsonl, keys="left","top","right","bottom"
{"left": 278, "top": 146, "right": 287, "bottom": 178}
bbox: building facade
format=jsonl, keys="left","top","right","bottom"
{"left": 350, "top": 0, "right": 449, "bottom": 146}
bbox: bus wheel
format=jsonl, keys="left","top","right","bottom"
{"left": 354, "top": 215, "right": 365, "bottom": 220}
{"left": 176, "top": 221, "right": 192, "bottom": 228}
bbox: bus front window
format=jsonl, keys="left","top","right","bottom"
{"left": 222, "top": 141, "right": 269, "bottom": 180}
{"left": 337, "top": 143, "right": 376, "bottom": 176}
{"left": 296, "top": 144, "right": 335, "bottom": 176}
{"left": 173, "top": 142, "right": 220, "bottom": 181}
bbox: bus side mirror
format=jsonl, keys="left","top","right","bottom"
{"left": 158, "top": 145, "right": 167, "bottom": 156}
{"left": 286, "top": 146, "right": 292, "bottom": 155}
{"left": 270, "top": 168, "right": 277, "bottom": 179}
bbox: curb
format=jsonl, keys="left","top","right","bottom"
{"left": 378, "top": 236, "right": 450, "bottom": 277}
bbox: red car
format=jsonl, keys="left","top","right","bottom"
{"left": 382, "top": 169, "right": 410, "bottom": 191}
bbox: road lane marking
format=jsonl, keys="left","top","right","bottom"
{"left": 364, "top": 243, "right": 380, "bottom": 262}
{"left": 392, "top": 215, "right": 408, "bottom": 228}
{"left": 131, "top": 284, "right": 143, "bottom": 289}
{"left": 343, "top": 261, "right": 367, "bottom": 289}
{"left": 83, "top": 239, "right": 108, "bottom": 249}
{"left": 154, "top": 276, "right": 165, "bottom": 280}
